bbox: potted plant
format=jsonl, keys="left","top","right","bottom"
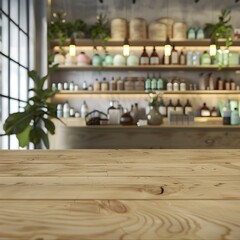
{"left": 146, "top": 93, "right": 163, "bottom": 125}
{"left": 89, "top": 13, "right": 110, "bottom": 52}
{"left": 1, "top": 64, "right": 60, "bottom": 149}
{"left": 48, "top": 12, "right": 88, "bottom": 64}
{"left": 204, "top": 9, "right": 233, "bottom": 49}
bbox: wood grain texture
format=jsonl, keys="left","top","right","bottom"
{"left": 0, "top": 200, "right": 240, "bottom": 240}
{"left": 49, "top": 126, "right": 240, "bottom": 149}
{"left": 0, "top": 176, "right": 239, "bottom": 200}
{"left": 0, "top": 149, "right": 240, "bottom": 239}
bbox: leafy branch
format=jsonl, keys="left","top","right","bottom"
{"left": 89, "top": 14, "right": 110, "bottom": 52}
{"left": 204, "top": 9, "right": 233, "bottom": 49}
{"left": 1, "top": 64, "right": 60, "bottom": 149}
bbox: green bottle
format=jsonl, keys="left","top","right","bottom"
{"left": 201, "top": 51, "right": 211, "bottom": 65}
{"left": 145, "top": 74, "right": 151, "bottom": 91}
{"left": 92, "top": 53, "right": 102, "bottom": 66}
{"left": 196, "top": 28, "right": 204, "bottom": 39}
{"left": 151, "top": 74, "right": 157, "bottom": 90}
{"left": 157, "top": 74, "right": 164, "bottom": 90}
{"left": 187, "top": 28, "right": 195, "bottom": 39}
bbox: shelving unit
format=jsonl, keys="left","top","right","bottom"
{"left": 54, "top": 90, "right": 240, "bottom": 95}
{"left": 48, "top": 1, "right": 240, "bottom": 149}
{"left": 50, "top": 39, "right": 240, "bottom": 127}
{"left": 52, "top": 39, "right": 240, "bottom": 72}
{"left": 55, "top": 65, "right": 240, "bottom": 72}
{"left": 51, "top": 39, "right": 240, "bottom": 47}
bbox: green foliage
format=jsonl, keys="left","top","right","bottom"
{"left": 48, "top": 11, "right": 88, "bottom": 43}
{"left": 148, "top": 93, "right": 161, "bottom": 107}
{"left": 48, "top": 12, "right": 110, "bottom": 55}
{"left": 48, "top": 12, "right": 69, "bottom": 46}
{"left": 89, "top": 14, "right": 110, "bottom": 45}
{"left": 89, "top": 14, "right": 110, "bottom": 52}
{"left": 2, "top": 64, "right": 59, "bottom": 149}
{"left": 204, "top": 9, "right": 233, "bottom": 48}
{"left": 48, "top": 11, "right": 88, "bottom": 61}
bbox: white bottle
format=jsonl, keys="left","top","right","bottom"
{"left": 63, "top": 101, "right": 70, "bottom": 118}
{"left": 74, "top": 84, "right": 79, "bottom": 91}
{"left": 69, "top": 107, "right": 75, "bottom": 117}
{"left": 82, "top": 81, "right": 88, "bottom": 90}
{"left": 173, "top": 81, "right": 179, "bottom": 91}
{"left": 69, "top": 81, "right": 74, "bottom": 91}
{"left": 80, "top": 101, "right": 88, "bottom": 118}
{"left": 180, "top": 81, "right": 186, "bottom": 91}
{"left": 167, "top": 81, "right": 173, "bottom": 91}
{"left": 63, "top": 82, "right": 69, "bottom": 90}
{"left": 57, "top": 83, "right": 63, "bottom": 91}
{"left": 57, "top": 104, "right": 63, "bottom": 118}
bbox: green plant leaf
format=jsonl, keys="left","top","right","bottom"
{"left": 29, "top": 126, "right": 50, "bottom": 149}
{"left": 39, "top": 128, "right": 50, "bottom": 149}
{"left": 39, "top": 75, "right": 49, "bottom": 90}
{"left": 28, "top": 70, "right": 41, "bottom": 88}
{"left": 48, "top": 63, "right": 59, "bottom": 75}
{"left": 3, "top": 112, "right": 33, "bottom": 135}
{"left": 42, "top": 118, "right": 55, "bottom": 134}
{"left": 2, "top": 28, "right": 60, "bottom": 148}
{"left": 29, "top": 127, "right": 42, "bottom": 146}
{"left": 16, "top": 126, "right": 32, "bottom": 148}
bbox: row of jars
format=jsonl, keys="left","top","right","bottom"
{"left": 53, "top": 78, "right": 239, "bottom": 93}
{"left": 53, "top": 51, "right": 156, "bottom": 67}
{"left": 57, "top": 101, "right": 89, "bottom": 118}
{"left": 199, "top": 73, "right": 239, "bottom": 91}
{"left": 53, "top": 49, "right": 237, "bottom": 67}
{"left": 52, "top": 77, "right": 146, "bottom": 92}
{"left": 111, "top": 17, "right": 204, "bottom": 40}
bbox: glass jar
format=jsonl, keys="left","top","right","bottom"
{"left": 173, "top": 80, "right": 179, "bottom": 91}
{"left": 167, "top": 80, "right": 173, "bottom": 91}
{"left": 180, "top": 80, "right": 186, "bottom": 91}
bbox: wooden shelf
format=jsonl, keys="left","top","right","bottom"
{"left": 51, "top": 39, "right": 240, "bottom": 47}
{"left": 54, "top": 90, "right": 240, "bottom": 95}
{"left": 55, "top": 65, "right": 240, "bottom": 72}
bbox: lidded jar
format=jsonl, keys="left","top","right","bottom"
{"left": 111, "top": 18, "right": 128, "bottom": 40}
{"left": 65, "top": 53, "right": 77, "bottom": 65}
{"left": 113, "top": 54, "right": 126, "bottom": 66}
{"left": 127, "top": 54, "right": 139, "bottom": 66}
{"left": 77, "top": 52, "right": 91, "bottom": 66}
{"left": 180, "top": 80, "right": 186, "bottom": 91}
{"left": 129, "top": 18, "right": 147, "bottom": 40}
{"left": 53, "top": 52, "right": 65, "bottom": 65}
{"left": 167, "top": 80, "right": 173, "bottom": 91}
{"left": 173, "top": 79, "right": 180, "bottom": 91}
{"left": 173, "top": 22, "right": 187, "bottom": 40}
{"left": 92, "top": 53, "right": 102, "bottom": 66}
{"left": 148, "top": 22, "right": 167, "bottom": 40}
{"left": 102, "top": 53, "right": 113, "bottom": 66}
{"left": 157, "top": 18, "right": 174, "bottom": 38}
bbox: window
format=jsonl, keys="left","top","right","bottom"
{"left": 0, "top": 0, "right": 30, "bottom": 149}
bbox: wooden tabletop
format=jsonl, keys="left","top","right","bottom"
{"left": 0, "top": 149, "right": 240, "bottom": 240}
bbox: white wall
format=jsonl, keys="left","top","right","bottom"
{"left": 51, "top": 0, "right": 240, "bottom": 28}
